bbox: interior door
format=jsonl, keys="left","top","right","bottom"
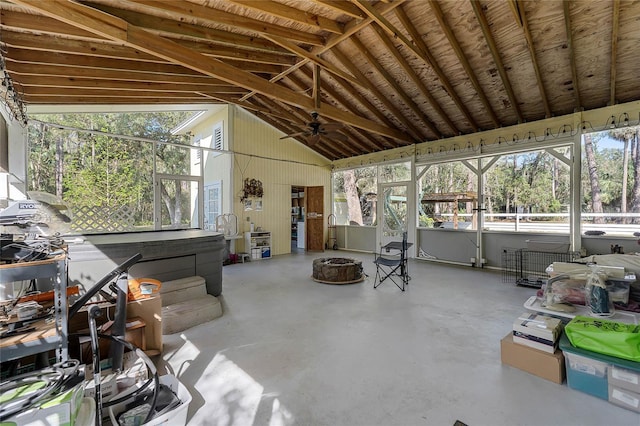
{"left": 306, "top": 186, "right": 324, "bottom": 251}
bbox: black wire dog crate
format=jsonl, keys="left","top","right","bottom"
{"left": 501, "top": 248, "right": 582, "bottom": 288}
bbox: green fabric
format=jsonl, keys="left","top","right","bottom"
{"left": 565, "top": 315, "right": 640, "bottom": 362}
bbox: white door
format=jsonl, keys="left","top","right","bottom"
{"left": 377, "top": 182, "right": 413, "bottom": 252}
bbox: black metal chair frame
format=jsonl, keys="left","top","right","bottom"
{"left": 373, "top": 232, "right": 410, "bottom": 291}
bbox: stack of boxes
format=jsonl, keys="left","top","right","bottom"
{"left": 501, "top": 312, "right": 565, "bottom": 384}
{"left": 560, "top": 333, "right": 640, "bottom": 413}
{"left": 512, "top": 313, "right": 563, "bottom": 353}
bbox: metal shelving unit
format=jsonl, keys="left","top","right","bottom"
{"left": 0, "top": 255, "right": 68, "bottom": 364}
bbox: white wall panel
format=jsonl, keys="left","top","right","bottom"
{"left": 232, "top": 107, "right": 331, "bottom": 255}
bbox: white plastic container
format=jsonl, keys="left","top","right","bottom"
{"left": 108, "top": 374, "right": 191, "bottom": 426}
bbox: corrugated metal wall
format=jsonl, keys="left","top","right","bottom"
{"left": 231, "top": 106, "right": 331, "bottom": 255}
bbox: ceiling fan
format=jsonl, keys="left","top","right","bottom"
{"left": 280, "top": 111, "right": 346, "bottom": 146}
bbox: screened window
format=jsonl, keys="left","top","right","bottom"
{"left": 581, "top": 126, "right": 640, "bottom": 236}
{"left": 417, "top": 161, "right": 477, "bottom": 229}
{"left": 332, "top": 166, "right": 377, "bottom": 226}
{"left": 483, "top": 148, "right": 571, "bottom": 233}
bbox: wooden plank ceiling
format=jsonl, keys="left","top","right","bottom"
{"left": 1, "top": 0, "right": 639, "bottom": 161}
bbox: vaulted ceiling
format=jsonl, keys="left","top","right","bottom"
{"left": 1, "top": 0, "right": 639, "bottom": 160}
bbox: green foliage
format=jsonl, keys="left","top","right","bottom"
{"left": 28, "top": 111, "right": 195, "bottom": 230}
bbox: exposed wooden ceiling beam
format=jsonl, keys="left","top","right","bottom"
{"left": 22, "top": 96, "right": 212, "bottom": 104}
{"left": 262, "top": 34, "right": 361, "bottom": 86}
{"left": 1, "top": 30, "right": 159, "bottom": 63}
{"left": 229, "top": 0, "right": 344, "bottom": 35}
{"left": 428, "top": 0, "right": 499, "bottom": 127}
{"left": 0, "top": 7, "right": 98, "bottom": 39}
{"left": 610, "top": 0, "right": 620, "bottom": 106}
{"left": 311, "top": 0, "right": 365, "bottom": 19}
{"left": 11, "top": 73, "right": 225, "bottom": 88}
{"left": 351, "top": 33, "right": 437, "bottom": 140}
{"left": 5, "top": 59, "right": 226, "bottom": 85}
{"left": 371, "top": 22, "right": 456, "bottom": 137}
{"left": 130, "top": 0, "right": 325, "bottom": 47}
{"left": 12, "top": 0, "right": 410, "bottom": 143}
{"left": 20, "top": 87, "right": 211, "bottom": 98}
{"left": 393, "top": 6, "right": 480, "bottom": 132}
{"left": 331, "top": 46, "right": 422, "bottom": 143}
{"left": 510, "top": 0, "right": 551, "bottom": 118}
{"left": 82, "top": 3, "right": 290, "bottom": 54}
{"left": 563, "top": 0, "right": 581, "bottom": 110}
{"left": 352, "top": 1, "right": 478, "bottom": 131}
{"left": 14, "top": 76, "right": 246, "bottom": 94}
{"left": 470, "top": 0, "right": 524, "bottom": 123}
{"left": 239, "top": 1, "right": 404, "bottom": 102}
{"left": 6, "top": 46, "right": 286, "bottom": 75}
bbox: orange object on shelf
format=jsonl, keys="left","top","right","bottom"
{"left": 18, "top": 285, "right": 80, "bottom": 303}
{"left": 127, "top": 278, "right": 161, "bottom": 301}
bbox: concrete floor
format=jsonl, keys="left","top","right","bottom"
{"left": 158, "top": 251, "right": 639, "bottom": 426}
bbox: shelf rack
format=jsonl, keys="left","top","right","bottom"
{"left": 0, "top": 255, "right": 68, "bottom": 364}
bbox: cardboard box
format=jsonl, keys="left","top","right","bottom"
{"left": 126, "top": 295, "right": 162, "bottom": 355}
{"left": 513, "top": 313, "right": 563, "bottom": 342}
{"left": 500, "top": 332, "right": 565, "bottom": 384}
{"left": 513, "top": 332, "right": 557, "bottom": 353}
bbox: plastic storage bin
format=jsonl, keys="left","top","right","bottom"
{"left": 108, "top": 374, "right": 192, "bottom": 426}
{"left": 560, "top": 333, "right": 640, "bottom": 404}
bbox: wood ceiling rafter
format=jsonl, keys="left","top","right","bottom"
{"left": 428, "top": 0, "right": 499, "bottom": 128}
{"left": 351, "top": 1, "right": 478, "bottom": 132}
{"left": 6, "top": 45, "right": 286, "bottom": 76}
{"left": 0, "top": 6, "right": 98, "bottom": 39}
{"left": 470, "top": 0, "right": 523, "bottom": 123}
{"left": 21, "top": 95, "right": 209, "bottom": 104}
{"left": 11, "top": 75, "right": 243, "bottom": 94}
{"left": 334, "top": 36, "right": 423, "bottom": 140}
{"left": 509, "top": 0, "right": 551, "bottom": 118}
{"left": 563, "top": 0, "right": 581, "bottom": 110}
{"left": 1, "top": 30, "right": 165, "bottom": 64}
{"left": 261, "top": 34, "right": 360, "bottom": 86}
{"left": 392, "top": 5, "right": 479, "bottom": 132}
{"left": 331, "top": 45, "right": 422, "bottom": 144}
{"left": 369, "top": 22, "right": 455, "bottom": 137}
{"left": 5, "top": 58, "right": 227, "bottom": 85}
{"left": 350, "top": 31, "right": 437, "bottom": 140}
{"left": 129, "top": 0, "right": 325, "bottom": 46}
{"left": 296, "top": 65, "right": 396, "bottom": 150}
{"left": 610, "top": 0, "right": 620, "bottom": 106}
{"left": 238, "top": 1, "right": 404, "bottom": 103}
{"left": 21, "top": 87, "right": 212, "bottom": 99}
{"left": 312, "top": 0, "right": 364, "bottom": 20}
{"left": 81, "top": 2, "right": 292, "bottom": 55}
{"left": 10, "top": 0, "right": 411, "bottom": 144}
{"left": 195, "top": 92, "right": 275, "bottom": 116}
{"left": 228, "top": 0, "right": 344, "bottom": 35}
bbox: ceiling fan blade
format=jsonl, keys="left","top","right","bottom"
{"left": 308, "top": 134, "right": 321, "bottom": 146}
{"left": 327, "top": 131, "right": 348, "bottom": 142}
{"left": 320, "top": 123, "right": 343, "bottom": 132}
{"left": 280, "top": 131, "right": 307, "bottom": 139}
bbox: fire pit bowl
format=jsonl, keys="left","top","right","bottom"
{"left": 312, "top": 257, "right": 364, "bottom": 284}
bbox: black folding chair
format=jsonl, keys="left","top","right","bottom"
{"left": 373, "top": 232, "right": 410, "bottom": 291}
